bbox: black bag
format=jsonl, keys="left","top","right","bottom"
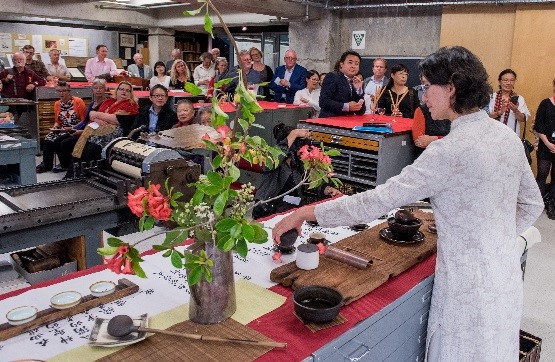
{"left": 520, "top": 118, "right": 534, "bottom": 165}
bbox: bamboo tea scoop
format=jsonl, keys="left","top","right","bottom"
{"left": 107, "top": 315, "right": 287, "bottom": 349}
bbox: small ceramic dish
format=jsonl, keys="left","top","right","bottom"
{"left": 50, "top": 291, "right": 82, "bottom": 309}
{"left": 90, "top": 281, "right": 117, "bottom": 297}
{"left": 6, "top": 306, "right": 38, "bottom": 326}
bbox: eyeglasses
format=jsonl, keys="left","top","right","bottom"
{"left": 118, "top": 88, "right": 131, "bottom": 93}
{"left": 151, "top": 94, "right": 167, "bottom": 99}
{"left": 250, "top": 53, "right": 260, "bottom": 57}
{"left": 422, "top": 84, "right": 431, "bottom": 96}
{"left": 284, "top": 57, "right": 297, "bottom": 61}
{"left": 309, "top": 77, "right": 319, "bottom": 81}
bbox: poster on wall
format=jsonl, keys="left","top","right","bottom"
{"left": 119, "top": 33, "right": 135, "bottom": 48}
{"left": 0, "top": 33, "right": 11, "bottom": 53}
{"left": 68, "top": 38, "right": 87, "bottom": 57}
{"left": 352, "top": 31, "right": 366, "bottom": 50}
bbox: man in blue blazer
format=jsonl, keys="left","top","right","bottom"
{"left": 319, "top": 50, "right": 366, "bottom": 118}
{"left": 269, "top": 49, "right": 307, "bottom": 103}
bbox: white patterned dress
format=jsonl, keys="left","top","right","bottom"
{"left": 314, "top": 110, "right": 543, "bottom": 361}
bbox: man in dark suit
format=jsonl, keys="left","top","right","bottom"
{"left": 133, "top": 84, "right": 177, "bottom": 136}
{"left": 319, "top": 50, "right": 365, "bottom": 118}
{"left": 269, "top": 49, "right": 307, "bottom": 103}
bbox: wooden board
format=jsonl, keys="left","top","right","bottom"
{"left": 270, "top": 211, "right": 437, "bottom": 305}
{"left": 0, "top": 278, "right": 138, "bottom": 341}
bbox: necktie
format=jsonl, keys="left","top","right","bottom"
{"left": 349, "top": 78, "right": 354, "bottom": 97}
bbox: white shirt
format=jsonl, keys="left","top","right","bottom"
{"left": 293, "top": 87, "right": 321, "bottom": 118}
{"left": 149, "top": 75, "right": 171, "bottom": 89}
{"left": 364, "top": 75, "right": 387, "bottom": 96}
{"left": 488, "top": 94, "right": 531, "bottom": 136}
{"left": 193, "top": 64, "right": 215, "bottom": 91}
{"left": 315, "top": 110, "right": 543, "bottom": 361}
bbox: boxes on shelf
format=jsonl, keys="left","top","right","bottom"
{"left": 520, "top": 330, "right": 541, "bottom": 362}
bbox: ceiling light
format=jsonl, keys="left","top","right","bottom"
{"left": 242, "top": 26, "right": 248, "bottom": 31}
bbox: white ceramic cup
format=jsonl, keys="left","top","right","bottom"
{"left": 296, "top": 243, "right": 320, "bottom": 270}
{"left": 308, "top": 231, "right": 326, "bottom": 244}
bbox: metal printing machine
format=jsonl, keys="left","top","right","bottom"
{"left": 0, "top": 138, "right": 200, "bottom": 269}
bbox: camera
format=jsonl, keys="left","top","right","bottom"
{"left": 294, "top": 137, "right": 320, "bottom": 149}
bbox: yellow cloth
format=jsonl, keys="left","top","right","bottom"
{"left": 49, "top": 279, "right": 285, "bottom": 362}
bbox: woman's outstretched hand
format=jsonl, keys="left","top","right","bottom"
{"left": 272, "top": 205, "right": 317, "bottom": 244}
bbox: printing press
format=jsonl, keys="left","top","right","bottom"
{"left": 0, "top": 138, "right": 200, "bottom": 268}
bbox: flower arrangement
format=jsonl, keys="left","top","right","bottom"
{"left": 97, "top": 0, "right": 341, "bottom": 285}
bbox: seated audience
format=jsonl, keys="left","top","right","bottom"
{"left": 269, "top": 49, "right": 307, "bottom": 103}
{"left": 250, "top": 47, "right": 274, "bottom": 100}
{"left": 173, "top": 99, "right": 195, "bottom": 128}
{"left": 85, "top": 44, "right": 118, "bottom": 82}
{"left": 208, "top": 58, "right": 236, "bottom": 98}
{"left": 319, "top": 50, "right": 365, "bottom": 118}
{"left": 45, "top": 48, "right": 71, "bottom": 82}
{"left": 169, "top": 59, "right": 191, "bottom": 90}
{"left": 22, "top": 45, "right": 48, "bottom": 79}
{"left": 196, "top": 106, "right": 212, "bottom": 126}
{"left": 0, "top": 52, "right": 46, "bottom": 100}
{"left": 69, "top": 81, "right": 139, "bottom": 169}
{"left": 210, "top": 48, "right": 220, "bottom": 60}
{"left": 377, "top": 63, "right": 419, "bottom": 118}
{"left": 127, "top": 53, "right": 153, "bottom": 79}
{"left": 134, "top": 84, "right": 177, "bottom": 134}
{"left": 227, "top": 51, "right": 261, "bottom": 95}
{"left": 252, "top": 123, "right": 340, "bottom": 219}
{"left": 58, "top": 79, "right": 109, "bottom": 171}
{"left": 193, "top": 52, "right": 215, "bottom": 93}
{"left": 165, "top": 48, "right": 182, "bottom": 75}
{"left": 36, "top": 82, "right": 86, "bottom": 173}
{"left": 294, "top": 69, "right": 321, "bottom": 118}
{"left": 488, "top": 69, "right": 530, "bottom": 135}
{"left": 319, "top": 72, "right": 327, "bottom": 86}
{"left": 412, "top": 105, "right": 451, "bottom": 158}
{"left": 149, "top": 61, "right": 171, "bottom": 89}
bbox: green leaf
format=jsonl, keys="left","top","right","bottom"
{"left": 214, "top": 77, "right": 234, "bottom": 88}
{"left": 206, "top": 258, "right": 214, "bottom": 267}
{"left": 236, "top": 239, "right": 248, "bottom": 258}
{"left": 204, "top": 11, "right": 213, "bottom": 37}
{"left": 107, "top": 237, "right": 123, "bottom": 247}
{"left": 192, "top": 190, "right": 204, "bottom": 205}
{"left": 206, "top": 171, "right": 223, "bottom": 187}
{"left": 238, "top": 119, "right": 249, "bottom": 132}
{"left": 251, "top": 223, "right": 269, "bottom": 243}
{"left": 211, "top": 154, "right": 223, "bottom": 169}
{"left": 222, "top": 176, "right": 234, "bottom": 189}
{"left": 204, "top": 185, "right": 222, "bottom": 195}
{"left": 241, "top": 223, "right": 255, "bottom": 241}
{"left": 171, "top": 250, "right": 183, "bottom": 268}
{"left": 131, "top": 260, "right": 147, "bottom": 278}
{"left": 216, "top": 218, "right": 238, "bottom": 232}
{"left": 326, "top": 149, "right": 341, "bottom": 156}
{"left": 204, "top": 266, "right": 213, "bottom": 282}
{"left": 229, "top": 164, "right": 240, "bottom": 182}
{"left": 162, "top": 250, "right": 172, "bottom": 257}
{"left": 222, "top": 237, "right": 235, "bottom": 251}
{"left": 203, "top": 138, "right": 219, "bottom": 151}
{"left": 185, "top": 81, "right": 203, "bottom": 96}
{"left": 213, "top": 191, "right": 228, "bottom": 216}
{"left": 216, "top": 233, "right": 231, "bottom": 249}
{"left": 251, "top": 123, "right": 264, "bottom": 129}
{"left": 97, "top": 246, "right": 119, "bottom": 256}
{"left": 187, "top": 266, "right": 203, "bottom": 286}
{"left": 183, "top": 6, "right": 204, "bottom": 16}
{"left": 143, "top": 216, "right": 155, "bottom": 231}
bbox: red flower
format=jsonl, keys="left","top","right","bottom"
{"left": 109, "top": 256, "right": 124, "bottom": 274}
{"left": 149, "top": 200, "right": 172, "bottom": 221}
{"left": 317, "top": 243, "right": 327, "bottom": 255}
{"left": 122, "top": 258, "right": 134, "bottom": 274}
{"left": 128, "top": 187, "right": 148, "bottom": 217}
{"left": 216, "top": 125, "right": 231, "bottom": 139}
{"left": 148, "top": 183, "right": 163, "bottom": 198}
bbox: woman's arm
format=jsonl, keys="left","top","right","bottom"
{"left": 89, "top": 111, "right": 119, "bottom": 125}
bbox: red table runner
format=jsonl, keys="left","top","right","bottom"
{"left": 303, "top": 114, "right": 413, "bottom": 133}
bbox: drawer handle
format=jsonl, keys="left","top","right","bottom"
{"left": 421, "top": 289, "right": 432, "bottom": 303}
{"left": 341, "top": 344, "right": 371, "bottom": 361}
{"left": 418, "top": 331, "right": 427, "bottom": 344}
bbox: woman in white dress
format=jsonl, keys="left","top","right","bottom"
{"left": 293, "top": 70, "right": 321, "bottom": 118}
{"left": 272, "top": 46, "right": 544, "bottom": 361}
{"left": 488, "top": 69, "right": 530, "bottom": 136}
{"left": 149, "top": 61, "right": 171, "bottom": 89}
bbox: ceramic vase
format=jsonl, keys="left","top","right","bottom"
{"left": 187, "top": 241, "right": 236, "bottom": 324}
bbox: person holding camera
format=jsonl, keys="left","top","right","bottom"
{"left": 252, "top": 123, "right": 340, "bottom": 219}
{"left": 488, "top": 69, "right": 530, "bottom": 135}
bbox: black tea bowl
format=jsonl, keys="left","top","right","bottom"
{"left": 293, "top": 285, "right": 343, "bottom": 323}
{"left": 387, "top": 217, "right": 422, "bottom": 240}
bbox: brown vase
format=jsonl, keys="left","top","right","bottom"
{"left": 187, "top": 241, "right": 237, "bottom": 324}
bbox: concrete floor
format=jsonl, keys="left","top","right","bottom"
{"left": 1, "top": 162, "right": 553, "bottom": 359}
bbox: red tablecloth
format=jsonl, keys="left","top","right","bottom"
{"left": 249, "top": 255, "right": 435, "bottom": 361}
{"left": 193, "top": 100, "right": 304, "bottom": 112}
{"left": 303, "top": 114, "right": 413, "bottom": 133}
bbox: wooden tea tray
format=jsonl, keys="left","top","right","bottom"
{"left": 0, "top": 278, "right": 139, "bottom": 341}
{"left": 270, "top": 211, "right": 437, "bottom": 305}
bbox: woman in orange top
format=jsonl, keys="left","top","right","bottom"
{"left": 412, "top": 105, "right": 451, "bottom": 158}
{"left": 37, "top": 81, "right": 86, "bottom": 173}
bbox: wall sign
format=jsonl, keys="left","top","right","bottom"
{"left": 352, "top": 31, "right": 366, "bottom": 50}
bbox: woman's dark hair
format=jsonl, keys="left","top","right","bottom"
{"left": 498, "top": 69, "right": 517, "bottom": 81}
{"left": 273, "top": 122, "right": 294, "bottom": 143}
{"left": 385, "top": 63, "right": 409, "bottom": 89}
{"left": 306, "top": 69, "right": 319, "bottom": 80}
{"left": 419, "top": 46, "right": 492, "bottom": 114}
{"left": 154, "top": 61, "right": 166, "bottom": 74}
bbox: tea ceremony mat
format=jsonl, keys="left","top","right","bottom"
{"left": 293, "top": 312, "right": 347, "bottom": 333}
{"left": 270, "top": 210, "right": 437, "bottom": 304}
{"left": 97, "top": 318, "right": 276, "bottom": 362}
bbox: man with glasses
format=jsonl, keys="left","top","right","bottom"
{"left": 134, "top": 84, "right": 177, "bottom": 135}
{"left": 270, "top": 49, "right": 307, "bottom": 104}
{"left": 0, "top": 52, "right": 46, "bottom": 99}
{"left": 21, "top": 45, "right": 48, "bottom": 79}
{"left": 36, "top": 81, "right": 86, "bottom": 173}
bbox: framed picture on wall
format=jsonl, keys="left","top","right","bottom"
{"left": 119, "top": 33, "right": 135, "bottom": 48}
